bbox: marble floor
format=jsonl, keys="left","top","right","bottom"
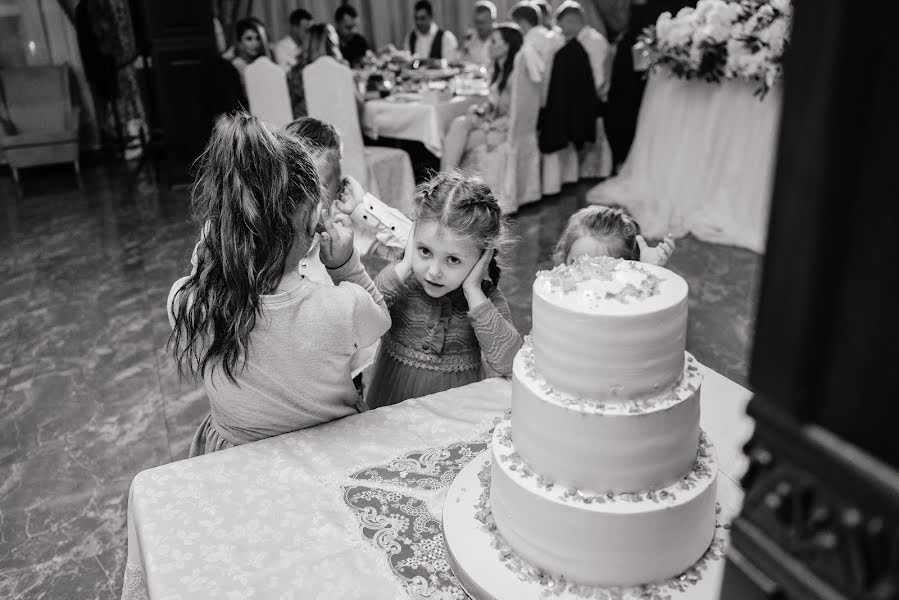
{"left": 0, "top": 163, "right": 761, "bottom": 599}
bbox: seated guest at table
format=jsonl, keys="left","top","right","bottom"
{"left": 366, "top": 171, "right": 523, "bottom": 409}
{"left": 553, "top": 205, "right": 675, "bottom": 266}
{"left": 334, "top": 4, "right": 370, "bottom": 68}
{"left": 405, "top": 0, "right": 459, "bottom": 61}
{"left": 440, "top": 24, "right": 523, "bottom": 172}
{"left": 511, "top": 1, "right": 562, "bottom": 86}
{"left": 287, "top": 23, "right": 346, "bottom": 118}
{"left": 274, "top": 8, "right": 312, "bottom": 69}
{"left": 225, "top": 17, "right": 272, "bottom": 85}
{"left": 168, "top": 114, "right": 390, "bottom": 457}
{"left": 460, "top": 1, "right": 496, "bottom": 67}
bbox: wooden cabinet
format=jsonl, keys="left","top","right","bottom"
{"left": 135, "top": 1, "right": 223, "bottom": 186}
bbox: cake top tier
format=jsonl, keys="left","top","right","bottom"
{"left": 534, "top": 257, "right": 687, "bottom": 315}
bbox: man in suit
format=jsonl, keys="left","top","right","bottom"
{"left": 405, "top": 0, "right": 459, "bottom": 61}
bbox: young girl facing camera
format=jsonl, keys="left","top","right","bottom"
{"left": 366, "top": 172, "right": 524, "bottom": 408}
{"left": 553, "top": 205, "right": 676, "bottom": 266}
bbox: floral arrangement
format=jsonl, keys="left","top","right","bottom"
{"left": 638, "top": 0, "right": 792, "bottom": 97}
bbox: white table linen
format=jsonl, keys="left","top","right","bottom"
{"left": 363, "top": 95, "right": 484, "bottom": 156}
{"left": 587, "top": 70, "right": 782, "bottom": 253}
{"left": 121, "top": 365, "right": 753, "bottom": 599}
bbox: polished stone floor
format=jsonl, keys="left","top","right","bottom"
{"left": 0, "top": 163, "right": 761, "bottom": 599}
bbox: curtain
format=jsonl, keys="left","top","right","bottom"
{"left": 246, "top": 0, "right": 623, "bottom": 52}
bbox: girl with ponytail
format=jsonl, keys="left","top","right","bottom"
{"left": 168, "top": 113, "right": 390, "bottom": 456}
{"left": 366, "top": 171, "right": 523, "bottom": 408}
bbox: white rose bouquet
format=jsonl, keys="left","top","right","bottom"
{"left": 638, "top": 0, "right": 792, "bottom": 98}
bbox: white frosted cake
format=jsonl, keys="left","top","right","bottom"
{"left": 488, "top": 257, "right": 718, "bottom": 587}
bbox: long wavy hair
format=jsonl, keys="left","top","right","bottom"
{"left": 234, "top": 17, "right": 272, "bottom": 62}
{"left": 413, "top": 171, "right": 514, "bottom": 288}
{"left": 491, "top": 24, "right": 523, "bottom": 93}
{"left": 304, "top": 23, "right": 343, "bottom": 64}
{"left": 168, "top": 113, "right": 322, "bottom": 383}
{"left": 553, "top": 205, "right": 641, "bottom": 264}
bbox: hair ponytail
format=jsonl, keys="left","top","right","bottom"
{"left": 169, "top": 113, "right": 322, "bottom": 383}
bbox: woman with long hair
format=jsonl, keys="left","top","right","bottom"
{"left": 287, "top": 23, "right": 346, "bottom": 118}
{"left": 226, "top": 17, "right": 272, "bottom": 84}
{"left": 440, "top": 23, "right": 524, "bottom": 172}
{"left": 167, "top": 113, "right": 390, "bottom": 456}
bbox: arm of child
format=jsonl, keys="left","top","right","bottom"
{"left": 468, "top": 285, "right": 523, "bottom": 377}
{"left": 636, "top": 234, "right": 676, "bottom": 267}
{"left": 328, "top": 249, "right": 392, "bottom": 349}
{"left": 335, "top": 176, "right": 412, "bottom": 251}
{"left": 372, "top": 262, "right": 411, "bottom": 310}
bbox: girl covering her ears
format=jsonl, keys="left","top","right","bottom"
{"left": 366, "top": 171, "right": 524, "bottom": 409}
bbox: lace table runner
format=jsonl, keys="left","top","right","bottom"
{"left": 342, "top": 432, "right": 492, "bottom": 599}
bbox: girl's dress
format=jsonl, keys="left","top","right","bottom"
{"left": 366, "top": 265, "right": 523, "bottom": 408}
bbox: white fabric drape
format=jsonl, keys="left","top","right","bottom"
{"left": 587, "top": 70, "right": 782, "bottom": 253}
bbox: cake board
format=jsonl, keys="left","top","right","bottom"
{"left": 443, "top": 452, "right": 742, "bottom": 600}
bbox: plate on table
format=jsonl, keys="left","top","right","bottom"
{"left": 386, "top": 92, "right": 423, "bottom": 103}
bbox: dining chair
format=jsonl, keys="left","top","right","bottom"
{"left": 303, "top": 57, "right": 415, "bottom": 211}
{"left": 0, "top": 65, "right": 81, "bottom": 195}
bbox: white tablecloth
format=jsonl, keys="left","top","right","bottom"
{"left": 121, "top": 367, "right": 753, "bottom": 600}
{"left": 587, "top": 71, "right": 782, "bottom": 253}
{"left": 363, "top": 95, "right": 484, "bottom": 156}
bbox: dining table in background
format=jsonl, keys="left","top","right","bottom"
{"left": 120, "top": 365, "right": 754, "bottom": 600}
{"left": 363, "top": 94, "right": 485, "bottom": 158}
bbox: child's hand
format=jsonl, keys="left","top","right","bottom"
{"left": 334, "top": 176, "right": 365, "bottom": 216}
{"left": 319, "top": 209, "right": 355, "bottom": 269}
{"left": 395, "top": 223, "right": 416, "bottom": 281}
{"left": 462, "top": 248, "right": 493, "bottom": 310}
{"left": 637, "top": 234, "right": 676, "bottom": 267}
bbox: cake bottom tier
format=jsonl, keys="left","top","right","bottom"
{"left": 489, "top": 418, "right": 718, "bottom": 587}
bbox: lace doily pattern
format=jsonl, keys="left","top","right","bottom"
{"left": 349, "top": 435, "right": 491, "bottom": 491}
{"left": 342, "top": 485, "right": 466, "bottom": 599}
{"left": 343, "top": 432, "right": 498, "bottom": 599}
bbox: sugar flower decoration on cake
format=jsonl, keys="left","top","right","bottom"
{"left": 538, "top": 256, "right": 663, "bottom": 305}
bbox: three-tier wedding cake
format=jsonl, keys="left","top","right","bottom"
{"left": 486, "top": 256, "right": 717, "bottom": 587}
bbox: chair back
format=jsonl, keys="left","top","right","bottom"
{"left": 508, "top": 51, "right": 541, "bottom": 144}
{"left": 302, "top": 57, "right": 367, "bottom": 185}
{"left": 244, "top": 57, "right": 292, "bottom": 128}
{"left": 0, "top": 65, "right": 73, "bottom": 134}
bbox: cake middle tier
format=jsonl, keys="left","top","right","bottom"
{"left": 490, "top": 417, "right": 719, "bottom": 587}
{"left": 513, "top": 341, "right": 703, "bottom": 493}
{"left": 531, "top": 257, "right": 688, "bottom": 399}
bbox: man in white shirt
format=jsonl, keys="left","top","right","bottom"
{"left": 405, "top": 0, "right": 459, "bottom": 61}
{"left": 556, "top": 1, "right": 610, "bottom": 99}
{"left": 511, "top": 1, "right": 563, "bottom": 89}
{"left": 460, "top": 1, "right": 496, "bottom": 67}
{"left": 274, "top": 8, "right": 312, "bottom": 69}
